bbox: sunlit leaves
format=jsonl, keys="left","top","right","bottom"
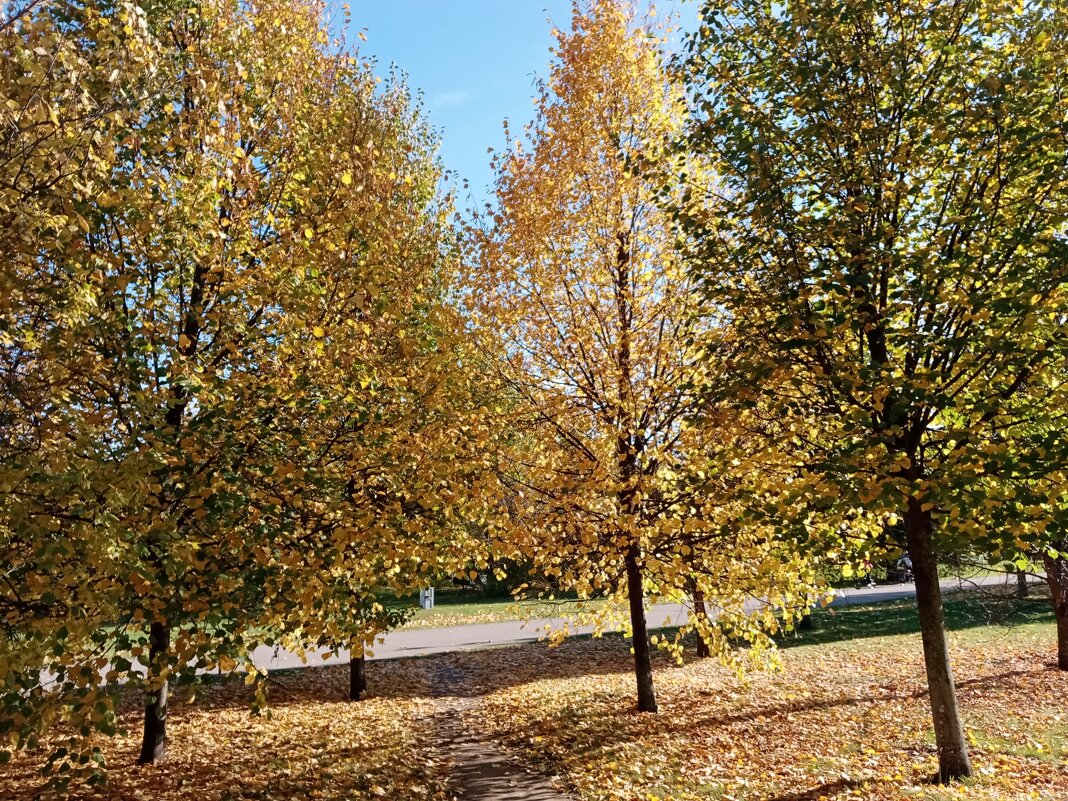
{"left": 0, "top": 0, "right": 497, "bottom": 772}
{"left": 464, "top": 0, "right": 822, "bottom": 687}
{"left": 681, "top": 0, "right": 1068, "bottom": 778}
{"left": 682, "top": 0, "right": 1068, "bottom": 580}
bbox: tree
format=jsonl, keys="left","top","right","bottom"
{"left": 682, "top": 0, "right": 1068, "bottom": 781}
{"left": 1, "top": 0, "right": 497, "bottom": 773}
{"left": 466, "top": 0, "right": 819, "bottom": 713}
{"left": 1044, "top": 545, "right": 1068, "bottom": 669}
{"left": 1, "top": 0, "right": 168, "bottom": 770}
{"left": 993, "top": 388, "right": 1068, "bottom": 669}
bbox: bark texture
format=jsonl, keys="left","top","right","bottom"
{"left": 138, "top": 621, "right": 170, "bottom": 764}
{"left": 613, "top": 228, "right": 656, "bottom": 713}
{"left": 625, "top": 547, "right": 657, "bottom": 712}
{"left": 689, "top": 579, "right": 712, "bottom": 658}
{"left": 1042, "top": 545, "right": 1068, "bottom": 671}
{"left": 905, "top": 498, "right": 972, "bottom": 782}
{"left": 349, "top": 653, "right": 367, "bottom": 700}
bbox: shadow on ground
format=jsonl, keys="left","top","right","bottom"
{"left": 167, "top": 590, "right": 1058, "bottom": 710}
{"left": 776, "top": 592, "right": 1055, "bottom": 651}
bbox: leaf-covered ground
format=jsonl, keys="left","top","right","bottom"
{"left": 462, "top": 603, "right": 1067, "bottom": 801}
{"left": 0, "top": 661, "right": 449, "bottom": 801}
{"left": 4, "top": 596, "right": 1064, "bottom": 801}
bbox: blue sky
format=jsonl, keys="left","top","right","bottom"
{"left": 342, "top": 1, "right": 696, "bottom": 207}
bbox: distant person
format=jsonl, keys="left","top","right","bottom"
{"left": 894, "top": 553, "right": 914, "bottom": 582}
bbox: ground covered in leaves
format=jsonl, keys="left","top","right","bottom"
{"left": 464, "top": 600, "right": 1068, "bottom": 801}
{"left": 0, "top": 661, "right": 449, "bottom": 801}
{"left": 3, "top": 596, "right": 1065, "bottom": 801}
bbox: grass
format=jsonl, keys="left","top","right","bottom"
{"left": 776, "top": 589, "right": 1057, "bottom": 651}
{"left": 466, "top": 589, "right": 1067, "bottom": 801}
{"left": 400, "top": 575, "right": 1045, "bottom": 632}
{"left": 399, "top": 588, "right": 613, "bottom": 629}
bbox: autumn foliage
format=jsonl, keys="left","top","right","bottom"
{"left": 2, "top": 0, "right": 1067, "bottom": 797}
{"left": 1, "top": 0, "right": 497, "bottom": 775}
{"left": 465, "top": 0, "right": 824, "bottom": 715}
{"left": 681, "top": 0, "right": 1068, "bottom": 780}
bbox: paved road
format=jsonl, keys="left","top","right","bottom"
{"left": 249, "top": 573, "right": 1020, "bottom": 671}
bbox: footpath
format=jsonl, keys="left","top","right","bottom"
{"left": 249, "top": 574, "right": 1013, "bottom": 670}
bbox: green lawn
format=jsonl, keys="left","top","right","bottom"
{"left": 399, "top": 589, "right": 612, "bottom": 629}
{"left": 401, "top": 580, "right": 1053, "bottom": 636}
{"left": 777, "top": 588, "right": 1056, "bottom": 650}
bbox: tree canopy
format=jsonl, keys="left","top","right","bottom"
{"left": 1, "top": 0, "right": 498, "bottom": 772}
{"left": 465, "top": 0, "right": 823, "bottom": 714}
{"left": 681, "top": 0, "right": 1068, "bottom": 780}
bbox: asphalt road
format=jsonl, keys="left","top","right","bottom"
{"left": 249, "top": 573, "right": 1019, "bottom": 671}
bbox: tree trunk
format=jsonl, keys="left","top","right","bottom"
{"left": 625, "top": 546, "right": 657, "bottom": 712}
{"left": 349, "top": 652, "right": 367, "bottom": 700}
{"left": 137, "top": 621, "right": 169, "bottom": 764}
{"left": 612, "top": 227, "right": 655, "bottom": 712}
{"left": 1042, "top": 545, "right": 1068, "bottom": 671}
{"left": 139, "top": 244, "right": 202, "bottom": 764}
{"left": 904, "top": 497, "right": 972, "bottom": 782}
{"left": 688, "top": 578, "right": 711, "bottom": 658}
{"left": 1016, "top": 567, "right": 1029, "bottom": 599}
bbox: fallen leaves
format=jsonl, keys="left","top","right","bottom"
{"left": 0, "top": 663, "right": 448, "bottom": 801}
{"left": 463, "top": 626, "right": 1067, "bottom": 801}
{"left": 3, "top": 618, "right": 1063, "bottom": 800}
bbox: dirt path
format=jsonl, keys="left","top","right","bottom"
{"left": 427, "top": 662, "right": 573, "bottom": 801}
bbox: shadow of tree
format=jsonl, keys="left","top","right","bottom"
{"left": 680, "top": 668, "right": 1039, "bottom": 732}
{"left": 2, "top": 687, "right": 446, "bottom": 801}
{"left": 153, "top": 634, "right": 649, "bottom": 714}
{"left": 775, "top": 594, "right": 1055, "bottom": 651}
